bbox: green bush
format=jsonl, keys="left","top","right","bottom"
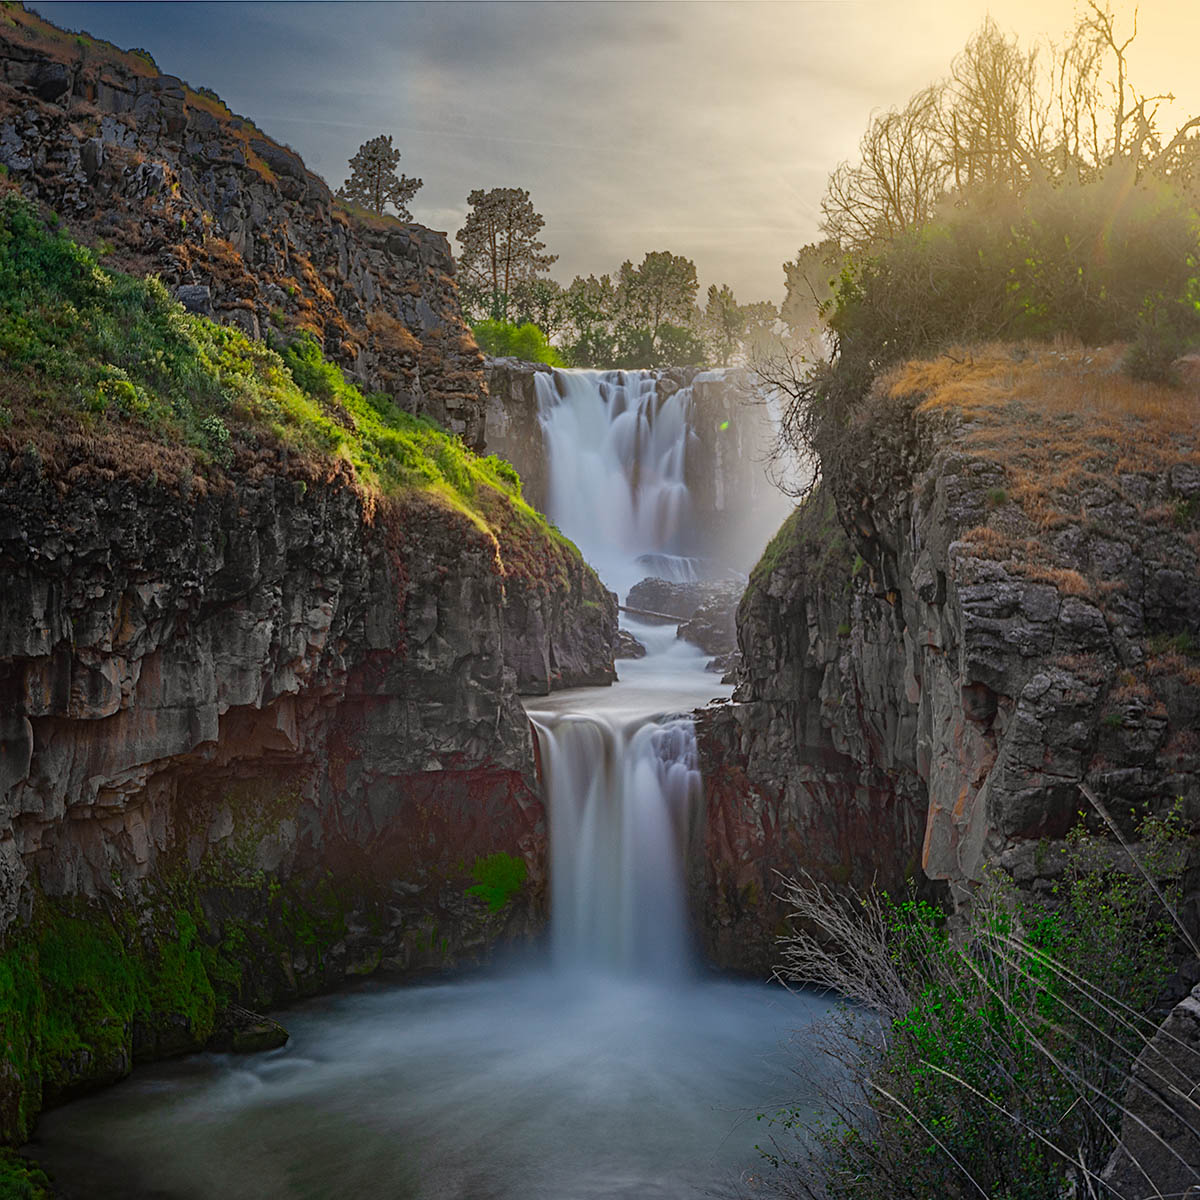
{"left": 471, "top": 318, "right": 563, "bottom": 366}
{"left": 465, "top": 852, "right": 528, "bottom": 912}
{"left": 764, "top": 808, "right": 1194, "bottom": 1199}
{"left": 829, "top": 176, "right": 1200, "bottom": 381}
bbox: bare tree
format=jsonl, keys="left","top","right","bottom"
{"left": 820, "top": 86, "right": 949, "bottom": 251}
{"left": 337, "top": 135, "right": 422, "bottom": 219}
{"left": 940, "top": 19, "right": 1050, "bottom": 193}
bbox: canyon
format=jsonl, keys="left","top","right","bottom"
{"left": 2, "top": 6, "right": 1199, "bottom": 1195}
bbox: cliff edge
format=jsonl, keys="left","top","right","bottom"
{"left": 0, "top": 3, "right": 489, "bottom": 446}
{"left": 696, "top": 345, "right": 1200, "bottom": 972}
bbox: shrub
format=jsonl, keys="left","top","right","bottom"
{"left": 761, "top": 806, "right": 1196, "bottom": 1199}
{"left": 464, "top": 852, "right": 527, "bottom": 912}
{"left": 471, "top": 318, "right": 563, "bottom": 366}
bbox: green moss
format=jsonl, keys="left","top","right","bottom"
{"left": 0, "top": 1149, "right": 51, "bottom": 1199}
{"left": 465, "top": 853, "right": 528, "bottom": 913}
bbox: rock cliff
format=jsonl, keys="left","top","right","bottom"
{"left": 695, "top": 347, "right": 1200, "bottom": 973}
{"left": 0, "top": 423, "right": 616, "bottom": 1138}
{"left": 0, "top": 8, "right": 618, "bottom": 1140}
{"left": 0, "top": 4, "right": 488, "bottom": 446}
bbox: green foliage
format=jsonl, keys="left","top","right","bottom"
{"left": 765, "top": 808, "right": 1193, "bottom": 1199}
{"left": 465, "top": 852, "right": 528, "bottom": 913}
{"left": 0, "top": 193, "right": 576, "bottom": 561}
{"left": 830, "top": 177, "right": 1200, "bottom": 378}
{"left": 0, "top": 1150, "right": 51, "bottom": 1200}
{"left": 470, "top": 318, "right": 564, "bottom": 366}
{"left": 771, "top": 174, "right": 1200, "bottom": 488}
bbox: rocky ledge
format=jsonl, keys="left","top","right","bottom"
{"left": 693, "top": 347, "right": 1200, "bottom": 974}
{"left": 0, "top": 6, "right": 488, "bottom": 445}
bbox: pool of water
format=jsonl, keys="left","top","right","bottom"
{"left": 29, "top": 965, "right": 830, "bottom": 1199}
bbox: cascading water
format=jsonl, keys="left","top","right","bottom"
{"left": 535, "top": 369, "right": 702, "bottom": 597}
{"left": 531, "top": 367, "right": 721, "bottom": 980}
{"left": 539, "top": 713, "right": 698, "bottom": 977}
{"left": 30, "top": 367, "right": 831, "bottom": 1200}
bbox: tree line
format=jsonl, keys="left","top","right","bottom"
{"left": 334, "top": 140, "right": 779, "bottom": 369}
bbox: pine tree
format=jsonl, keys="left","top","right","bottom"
{"left": 455, "top": 188, "right": 557, "bottom": 322}
{"left": 337, "top": 135, "right": 422, "bottom": 219}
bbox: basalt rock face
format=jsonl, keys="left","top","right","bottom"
{"left": 695, "top": 362, "right": 1200, "bottom": 974}
{"left": 483, "top": 358, "right": 552, "bottom": 512}
{"left": 0, "top": 434, "right": 619, "bottom": 1136}
{"left": 0, "top": 8, "right": 487, "bottom": 446}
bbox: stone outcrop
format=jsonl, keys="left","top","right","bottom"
{"left": 1103, "top": 983, "right": 1200, "bottom": 1197}
{"left": 0, "top": 6, "right": 487, "bottom": 446}
{"left": 694, "top": 349, "right": 1200, "bottom": 972}
{"left": 483, "top": 358, "right": 552, "bottom": 511}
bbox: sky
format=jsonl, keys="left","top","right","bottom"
{"left": 28, "top": 1, "right": 1200, "bottom": 306}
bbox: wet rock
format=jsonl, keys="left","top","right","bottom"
{"left": 626, "top": 577, "right": 742, "bottom": 620}
{"left": 614, "top": 629, "right": 647, "bottom": 659}
{"left": 208, "top": 1005, "right": 289, "bottom": 1054}
{"left": 677, "top": 590, "right": 740, "bottom": 656}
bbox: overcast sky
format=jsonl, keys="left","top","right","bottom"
{"left": 29, "top": 1, "right": 1200, "bottom": 305}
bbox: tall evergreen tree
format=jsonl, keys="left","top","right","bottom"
{"left": 338, "top": 135, "right": 422, "bottom": 219}
{"left": 456, "top": 188, "right": 557, "bottom": 322}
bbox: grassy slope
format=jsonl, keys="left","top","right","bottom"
{"left": 0, "top": 186, "right": 588, "bottom": 594}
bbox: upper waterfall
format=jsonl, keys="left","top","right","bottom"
{"left": 535, "top": 369, "right": 702, "bottom": 598}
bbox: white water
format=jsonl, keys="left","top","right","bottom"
{"left": 536, "top": 369, "right": 703, "bottom": 598}
{"left": 29, "top": 368, "right": 832, "bottom": 1199}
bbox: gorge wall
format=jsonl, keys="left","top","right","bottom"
{"left": 695, "top": 348, "right": 1200, "bottom": 974}
{"left": 0, "top": 5, "right": 623, "bottom": 1143}
{"left": 0, "top": 4, "right": 489, "bottom": 447}
{"left": 0, "top": 430, "right": 615, "bottom": 1139}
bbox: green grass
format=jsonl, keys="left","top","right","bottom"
{"left": 0, "top": 188, "right": 587, "bottom": 584}
{"left": 0, "top": 1149, "right": 51, "bottom": 1200}
{"left": 470, "top": 318, "right": 563, "bottom": 366}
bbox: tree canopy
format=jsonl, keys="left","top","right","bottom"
{"left": 337, "top": 135, "right": 422, "bottom": 220}
{"left": 456, "top": 188, "right": 557, "bottom": 324}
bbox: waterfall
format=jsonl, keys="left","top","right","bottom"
{"left": 534, "top": 713, "right": 700, "bottom": 977}
{"left": 528, "top": 367, "right": 725, "bottom": 982}
{"left": 534, "top": 369, "right": 702, "bottom": 599}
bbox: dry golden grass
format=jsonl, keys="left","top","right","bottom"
{"left": 889, "top": 344, "right": 1199, "bottom": 612}
{"left": 367, "top": 311, "right": 421, "bottom": 358}
{"left": 1016, "top": 564, "right": 1091, "bottom": 595}
{"left": 889, "top": 344, "right": 1199, "bottom": 437}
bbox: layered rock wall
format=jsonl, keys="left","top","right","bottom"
{"left": 0, "top": 428, "right": 617, "bottom": 1136}
{"left": 695, "top": 355, "right": 1200, "bottom": 972}
{"left": 0, "top": 7, "right": 488, "bottom": 445}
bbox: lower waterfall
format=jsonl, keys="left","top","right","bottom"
{"left": 539, "top": 712, "right": 697, "bottom": 977}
